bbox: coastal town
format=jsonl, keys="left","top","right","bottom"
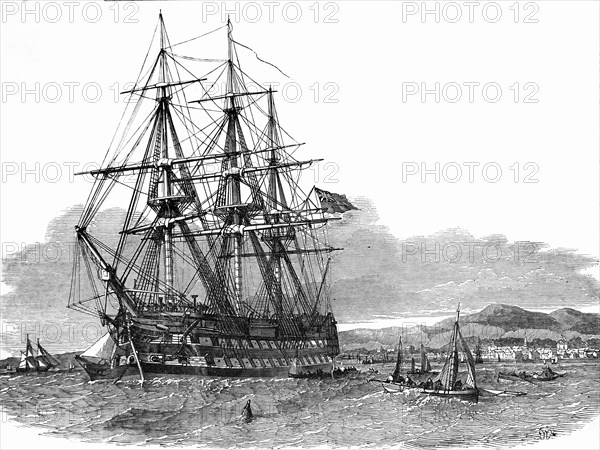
{"left": 342, "top": 338, "right": 600, "bottom": 364}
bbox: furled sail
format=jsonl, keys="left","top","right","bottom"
{"left": 436, "top": 326, "right": 459, "bottom": 391}
{"left": 420, "top": 344, "right": 428, "bottom": 372}
{"left": 392, "top": 335, "right": 403, "bottom": 381}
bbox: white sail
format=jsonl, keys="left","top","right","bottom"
{"left": 18, "top": 352, "right": 27, "bottom": 369}
{"left": 459, "top": 329, "right": 477, "bottom": 389}
{"left": 81, "top": 333, "right": 116, "bottom": 361}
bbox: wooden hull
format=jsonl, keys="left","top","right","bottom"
{"left": 498, "top": 372, "right": 561, "bottom": 383}
{"left": 75, "top": 355, "right": 130, "bottom": 381}
{"left": 16, "top": 367, "right": 50, "bottom": 373}
{"left": 382, "top": 382, "right": 404, "bottom": 393}
{"left": 288, "top": 367, "right": 359, "bottom": 379}
{"left": 425, "top": 388, "right": 479, "bottom": 401}
{"left": 141, "top": 360, "right": 335, "bottom": 378}
{"left": 125, "top": 314, "right": 340, "bottom": 378}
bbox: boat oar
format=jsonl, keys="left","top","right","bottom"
{"left": 113, "top": 366, "right": 128, "bottom": 384}
{"left": 481, "top": 388, "right": 527, "bottom": 397}
{"left": 367, "top": 378, "right": 389, "bottom": 383}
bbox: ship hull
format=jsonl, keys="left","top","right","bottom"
{"left": 122, "top": 313, "right": 340, "bottom": 378}
{"left": 140, "top": 360, "right": 335, "bottom": 377}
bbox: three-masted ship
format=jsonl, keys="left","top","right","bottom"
{"left": 68, "top": 14, "right": 351, "bottom": 380}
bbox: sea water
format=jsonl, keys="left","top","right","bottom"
{"left": 0, "top": 361, "right": 598, "bottom": 448}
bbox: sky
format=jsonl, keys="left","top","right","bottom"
{"left": 1, "top": 2, "right": 599, "bottom": 315}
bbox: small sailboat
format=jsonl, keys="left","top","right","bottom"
{"left": 475, "top": 338, "right": 483, "bottom": 364}
{"left": 422, "top": 304, "right": 478, "bottom": 401}
{"left": 17, "top": 335, "right": 60, "bottom": 373}
{"left": 498, "top": 366, "right": 564, "bottom": 383}
{"left": 75, "top": 333, "right": 130, "bottom": 381}
{"left": 421, "top": 344, "right": 433, "bottom": 373}
{"left": 391, "top": 335, "right": 403, "bottom": 381}
{"left": 407, "top": 344, "right": 435, "bottom": 375}
{"left": 380, "top": 335, "right": 409, "bottom": 391}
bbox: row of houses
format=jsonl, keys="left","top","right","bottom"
{"left": 484, "top": 343, "right": 599, "bottom": 361}
{"left": 342, "top": 340, "right": 600, "bottom": 362}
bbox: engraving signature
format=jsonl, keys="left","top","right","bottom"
{"left": 538, "top": 427, "right": 556, "bottom": 440}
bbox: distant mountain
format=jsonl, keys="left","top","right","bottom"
{"left": 434, "top": 304, "right": 560, "bottom": 332}
{"left": 549, "top": 308, "right": 600, "bottom": 334}
{"left": 339, "top": 304, "right": 600, "bottom": 351}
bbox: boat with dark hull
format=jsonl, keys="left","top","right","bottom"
{"left": 75, "top": 333, "right": 131, "bottom": 381}
{"left": 498, "top": 367, "right": 563, "bottom": 383}
{"left": 0, "top": 364, "right": 16, "bottom": 375}
{"left": 68, "top": 14, "right": 352, "bottom": 381}
{"left": 75, "top": 356, "right": 130, "bottom": 381}
{"left": 288, "top": 357, "right": 359, "bottom": 379}
{"left": 474, "top": 338, "right": 484, "bottom": 364}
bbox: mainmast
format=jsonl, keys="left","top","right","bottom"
{"left": 266, "top": 87, "right": 284, "bottom": 311}
{"left": 158, "top": 12, "right": 175, "bottom": 303}
{"left": 224, "top": 16, "right": 243, "bottom": 313}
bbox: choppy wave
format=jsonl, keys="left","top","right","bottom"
{"left": 0, "top": 361, "right": 599, "bottom": 448}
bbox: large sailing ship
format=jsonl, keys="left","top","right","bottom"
{"left": 69, "top": 14, "right": 352, "bottom": 380}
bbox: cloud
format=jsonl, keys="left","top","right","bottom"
{"left": 328, "top": 197, "right": 599, "bottom": 321}
{"left": 1, "top": 198, "right": 598, "bottom": 335}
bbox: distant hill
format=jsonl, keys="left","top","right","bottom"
{"left": 434, "top": 304, "right": 560, "bottom": 332}
{"left": 549, "top": 308, "right": 600, "bottom": 334}
{"left": 339, "top": 304, "right": 600, "bottom": 351}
